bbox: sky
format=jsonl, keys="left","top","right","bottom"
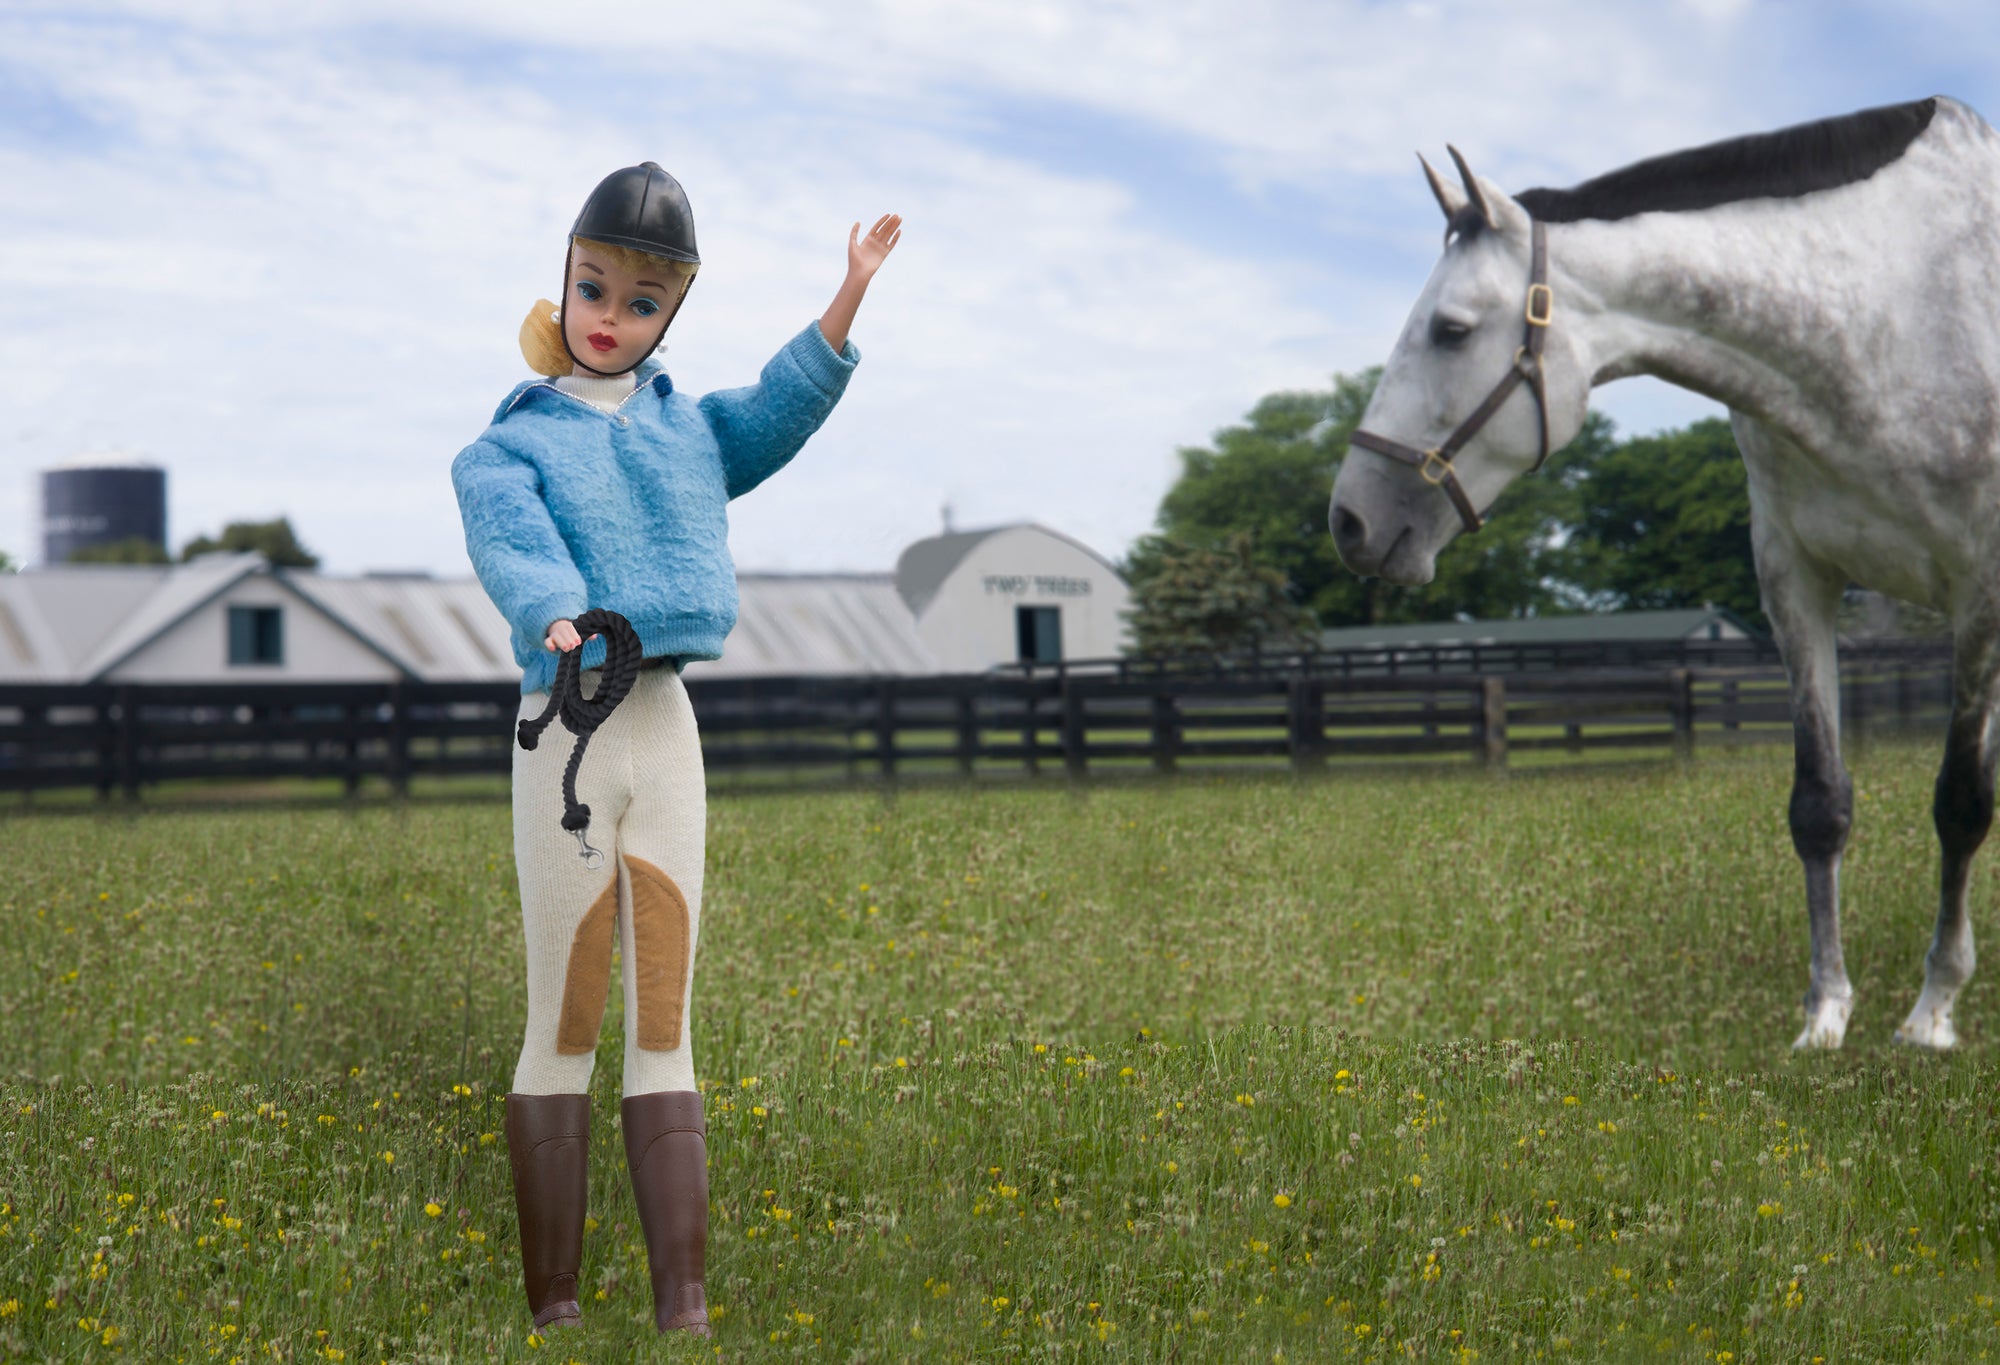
{"left": 3, "top": 1, "right": 1997, "bottom": 577}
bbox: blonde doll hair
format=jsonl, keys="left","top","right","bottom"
{"left": 519, "top": 236, "right": 700, "bottom": 377}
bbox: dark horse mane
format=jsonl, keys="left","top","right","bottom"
{"left": 1512, "top": 97, "right": 1938, "bottom": 224}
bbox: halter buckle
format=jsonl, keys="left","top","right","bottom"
{"left": 1525, "top": 284, "right": 1553, "bottom": 328}
{"left": 1418, "top": 449, "right": 1453, "bottom": 487}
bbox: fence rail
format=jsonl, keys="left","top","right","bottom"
{"left": 0, "top": 639, "right": 1958, "bottom": 800}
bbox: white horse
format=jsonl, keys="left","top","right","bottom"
{"left": 1328, "top": 97, "right": 2000, "bottom": 1051}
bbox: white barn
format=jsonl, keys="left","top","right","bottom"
{"left": 0, "top": 555, "right": 942, "bottom": 685}
{"left": 894, "top": 524, "right": 1131, "bottom": 672}
{"left": 0, "top": 523, "right": 1131, "bottom": 685}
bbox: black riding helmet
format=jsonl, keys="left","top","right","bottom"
{"left": 562, "top": 162, "right": 701, "bottom": 377}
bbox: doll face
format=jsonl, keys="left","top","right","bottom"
{"left": 561, "top": 243, "right": 678, "bottom": 376}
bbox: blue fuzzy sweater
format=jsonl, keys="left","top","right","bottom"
{"left": 452, "top": 321, "right": 858, "bottom": 693}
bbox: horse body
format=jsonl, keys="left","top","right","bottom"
{"left": 1330, "top": 96, "right": 2000, "bottom": 1049}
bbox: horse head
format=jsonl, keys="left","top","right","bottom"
{"left": 1328, "top": 148, "right": 1591, "bottom": 584}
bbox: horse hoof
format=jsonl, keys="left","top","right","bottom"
{"left": 1893, "top": 1017, "right": 1957, "bottom": 1051}
{"left": 1792, "top": 998, "right": 1852, "bottom": 1051}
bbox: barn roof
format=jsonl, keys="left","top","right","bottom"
{"left": 894, "top": 523, "right": 1125, "bottom": 617}
{"left": 689, "top": 575, "right": 937, "bottom": 678}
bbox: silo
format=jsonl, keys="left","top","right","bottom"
{"left": 41, "top": 454, "right": 167, "bottom": 564}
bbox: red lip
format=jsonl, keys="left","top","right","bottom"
{"left": 587, "top": 332, "right": 618, "bottom": 352}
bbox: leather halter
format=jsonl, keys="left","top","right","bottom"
{"left": 1349, "top": 219, "right": 1552, "bottom": 535}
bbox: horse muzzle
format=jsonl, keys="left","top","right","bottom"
{"left": 1328, "top": 499, "right": 1436, "bottom": 585}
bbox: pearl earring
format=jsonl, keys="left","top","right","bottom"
{"left": 550, "top": 308, "right": 561, "bottom": 323}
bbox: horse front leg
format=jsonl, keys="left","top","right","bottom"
{"left": 1755, "top": 540, "right": 1854, "bottom": 1049}
{"left": 1895, "top": 629, "right": 2000, "bottom": 1050}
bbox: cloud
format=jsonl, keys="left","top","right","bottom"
{"left": 0, "top": 2, "right": 1989, "bottom": 577}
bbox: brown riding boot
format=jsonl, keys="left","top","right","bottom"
{"left": 503, "top": 1092, "right": 590, "bottom": 1330}
{"left": 622, "top": 1090, "right": 712, "bottom": 1336}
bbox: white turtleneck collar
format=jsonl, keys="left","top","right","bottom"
{"left": 553, "top": 368, "right": 639, "bottom": 414}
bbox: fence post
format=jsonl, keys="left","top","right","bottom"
{"left": 1152, "top": 690, "right": 1179, "bottom": 774}
{"left": 387, "top": 682, "right": 410, "bottom": 798}
{"left": 116, "top": 684, "right": 140, "bottom": 800}
{"left": 1845, "top": 668, "right": 1869, "bottom": 762}
{"left": 91, "top": 689, "right": 115, "bottom": 802}
{"left": 1287, "top": 677, "right": 1324, "bottom": 774}
{"left": 343, "top": 695, "right": 362, "bottom": 796}
{"left": 1479, "top": 677, "right": 1507, "bottom": 770}
{"left": 876, "top": 681, "right": 898, "bottom": 782}
{"left": 955, "top": 691, "right": 977, "bottom": 778}
{"left": 1020, "top": 685, "right": 1040, "bottom": 778}
{"left": 1061, "top": 675, "right": 1087, "bottom": 781}
{"left": 1669, "top": 667, "right": 1694, "bottom": 763}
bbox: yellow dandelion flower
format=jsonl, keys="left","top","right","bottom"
{"left": 1273, "top": 1194, "right": 1292, "bottom": 1209}
{"left": 423, "top": 1203, "right": 442, "bottom": 1218}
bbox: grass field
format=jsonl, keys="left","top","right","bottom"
{"left": 7, "top": 742, "right": 2000, "bottom": 1361}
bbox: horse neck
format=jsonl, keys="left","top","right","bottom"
{"left": 1555, "top": 199, "right": 1909, "bottom": 431}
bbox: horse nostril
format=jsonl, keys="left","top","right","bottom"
{"left": 1331, "top": 504, "right": 1366, "bottom": 552}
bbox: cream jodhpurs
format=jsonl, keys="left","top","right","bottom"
{"left": 509, "top": 666, "right": 706, "bottom": 1096}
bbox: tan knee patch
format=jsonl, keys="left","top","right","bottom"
{"left": 556, "top": 873, "right": 619, "bottom": 1055}
{"left": 625, "top": 856, "right": 691, "bottom": 1051}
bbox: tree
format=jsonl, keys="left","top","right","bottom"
{"left": 1122, "top": 531, "right": 1319, "bottom": 659}
{"left": 67, "top": 536, "right": 170, "bottom": 565}
{"left": 180, "top": 518, "right": 320, "bottom": 569}
{"left": 0, "top": 548, "right": 17, "bottom": 573}
{"left": 1557, "top": 417, "right": 1762, "bottom": 628}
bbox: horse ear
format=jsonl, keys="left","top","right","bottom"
{"left": 1446, "top": 144, "right": 1498, "bottom": 233}
{"left": 1419, "top": 152, "right": 1467, "bottom": 222}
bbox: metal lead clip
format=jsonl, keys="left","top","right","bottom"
{"left": 571, "top": 826, "right": 606, "bottom": 870}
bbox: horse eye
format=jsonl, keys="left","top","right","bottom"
{"left": 1430, "top": 318, "right": 1472, "bottom": 348}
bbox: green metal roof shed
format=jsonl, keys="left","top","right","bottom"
{"left": 1318, "top": 607, "right": 1759, "bottom": 653}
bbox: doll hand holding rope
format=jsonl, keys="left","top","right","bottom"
{"left": 544, "top": 619, "right": 600, "bottom": 653}
{"left": 819, "top": 212, "right": 902, "bottom": 353}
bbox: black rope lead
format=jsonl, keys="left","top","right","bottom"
{"left": 516, "top": 608, "right": 644, "bottom": 868}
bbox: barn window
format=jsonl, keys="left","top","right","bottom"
{"left": 228, "top": 606, "right": 284, "bottom": 666}
{"left": 1016, "top": 605, "right": 1061, "bottom": 664}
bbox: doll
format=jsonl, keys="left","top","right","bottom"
{"left": 452, "top": 161, "right": 900, "bottom": 1337}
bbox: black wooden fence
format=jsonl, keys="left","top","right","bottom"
{"left": 0, "top": 639, "right": 1957, "bottom": 800}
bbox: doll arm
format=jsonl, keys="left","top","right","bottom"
{"left": 819, "top": 213, "right": 902, "bottom": 353}
{"left": 450, "top": 439, "right": 589, "bottom": 645}
{"left": 697, "top": 321, "right": 860, "bottom": 499}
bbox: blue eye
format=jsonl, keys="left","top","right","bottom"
{"left": 631, "top": 298, "right": 659, "bottom": 318}
{"left": 574, "top": 281, "right": 602, "bottom": 302}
